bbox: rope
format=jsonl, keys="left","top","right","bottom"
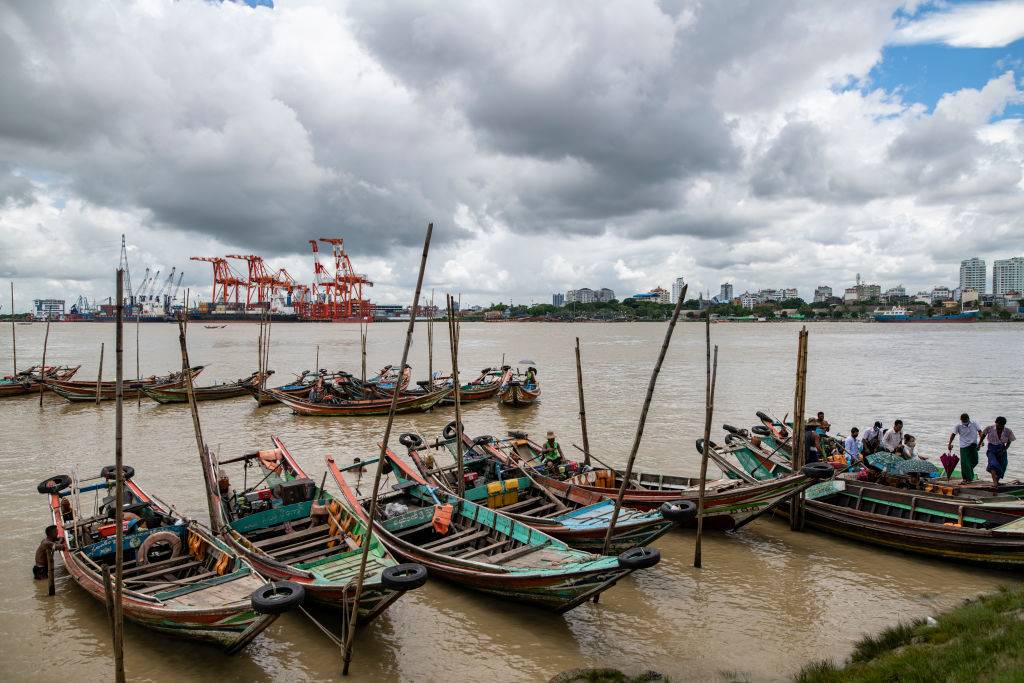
{"left": 299, "top": 605, "right": 344, "bottom": 648}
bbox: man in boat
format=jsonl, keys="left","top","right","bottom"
{"left": 880, "top": 419, "right": 904, "bottom": 454}
{"left": 32, "top": 525, "right": 65, "bottom": 580}
{"left": 861, "top": 421, "right": 884, "bottom": 454}
{"left": 948, "top": 413, "right": 982, "bottom": 483}
{"left": 816, "top": 411, "right": 831, "bottom": 432}
{"left": 980, "top": 417, "right": 1015, "bottom": 486}
{"left": 525, "top": 366, "right": 537, "bottom": 387}
{"left": 804, "top": 422, "right": 821, "bottom": 463}
{"left": 308, "top": 378, "right": 325, "bottom": 403}
{"left": 541, "top": 431, "right": 565, "bottom": 473}
{"left": 843, "top": 427, "right": 861, "bottom": 466}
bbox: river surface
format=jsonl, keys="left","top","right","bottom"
{"left": 1, "top": 321, "right": 1022, "bottom": 682}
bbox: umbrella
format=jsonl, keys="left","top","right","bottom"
{"left": 940, "top": 451, "right": 959, "bottom": 479}
{"left": 866, "top": 452, "right": 904, "bottom": 472}
{"left": 891, "top": 458, "right": 940, "bottom": 477}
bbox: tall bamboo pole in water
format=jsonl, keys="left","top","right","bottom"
{"left": 9, "top": 282, "right": 16, "bottom": 374}
{"left": 135, "top": 312, "right": 141, "bottom": 408}
{"left": 360, "top": 324, "right": 367, "bottom": 384}
{"left": 447, "top": 294, "right": 465, "bottom": 497}
{"left": 112, "top": 268, "right": 126, "bottom": 683}
{"left": 95, "top": 343, "right": 104, "bottom": 404}
{"left": 574, "top": 337, "right": 591, "bottom": 466}
{"left": 38, "top": 318, "right": 50, "bottom": 406}
{"left": 789, "top": 327, "right": 809, "bottom": 531}
{"left": 427, "top": 290, "right": 434, "bottom": 389}
{"left": 343, "top": 222, "right": 433, "bottom": 676}
{"left": 600, "top": 284, "right": 687, "bottom": 556}
{"left": 694, "top": 309, "right": 718, "bottom": 567}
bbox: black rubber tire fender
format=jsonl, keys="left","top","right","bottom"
{"left": 801, "top": 462, "right": 835, "bottom": 480}
{"left": 660, "top": 499, "right": 697, "bottom": 522}
{"left": 472, "top": 435, "right": 494, "bottom": 446}
{"left": 38, "top": 474, "right": 72, "bottom": 495}
{"left": 442, "top": 420, "right": 464, "bottom": 440}
{"left": 756, "top": 411, "right": 772, "bottom": 424}
{"left": 101, "top": 465, "right": 135, "bottom": 481}
{"left": 381, "top": 563, "right": 428, "bottom": 591}
{"left": 751, "top": 425, "right": 772, "bottom": 436}
{"left": 398, "top": 433, "right": 424, "bottom": 449}
{"left": 722, "top": 424, "right": 742, "bottom": 435}
{"left": 617, "top": 547, "right": 661, "bottom": 570}
{"left": 695, "top": 438, "right": 706, "bottom": 454}
{"left": 251, "top": 581, "right": 306, "bottom": 615}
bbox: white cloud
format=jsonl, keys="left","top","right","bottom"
{"left": 892, "top": 0, "right": 1024, "bottom": 48}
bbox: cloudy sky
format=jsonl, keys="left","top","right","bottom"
{"left": 1, "top": 0, "right": 1023, "bottom": 310}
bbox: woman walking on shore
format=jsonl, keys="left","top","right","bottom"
{"left": 980, "top": 417, "right": 1015, "bottom": 486}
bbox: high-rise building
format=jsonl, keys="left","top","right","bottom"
{"left": 783, "top": 287, "right": 799, "bottom": 300}
{"left": 813, "top": 285, "right": 832, "bottom": 303}
{"left": 720, "top": 282, "right": 733, "bottom": 302}
{"left": 671, "top": 277, "right": 686, "bottom": 304}
{"left": 552, "top": 293, "right": 564, "bottom": 307}
{"left": 651, "top": 287, "right": 670, "bottom": 304}
{"left": 960, "top": 257, "right": 986, "bottom": 295}
{"left": 930, "top": 286, "right": 953, "bottom": 303}
{"left": 993, "top": 257, "right": 1024, "bottom": 296}
{"left": 597, "top": 288, "right": 615, "bottom": 302}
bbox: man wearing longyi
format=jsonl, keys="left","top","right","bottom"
{"left": 948, "top": 413, "right": 982, "bottom": 483}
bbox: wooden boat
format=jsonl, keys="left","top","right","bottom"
{"left": 203, "top": 325, "right": 227, "bottom": 329}
{"left": 361, "top": 365, "right": 412, "bottom": 397}
{"left": 1, "top": 365, "right": 81, "bottom": 398}
{"left": 497, "top": 368, "right": 540, "bottom": 407}
{"left": 38, "top": 467, "right": 302, "bottom": 652}
{"left": 200, "top": 436, "right": 426, "bottom": 616}
{"left": 141, "top": 371, "right": 273, "bottom": 404}
{"left": 720, "top": 429, "right": 1024, "bottom": 516}
{"left": 400, "top": 430, "right": 684, "bottom": 553}
{"left": 270, "top": 385, "right": 451, "bottom": 417}
{"left": 328, "top": 448, "right": 661, "bottom": 613}
{"left": 715, "top": 438, "right": 1024, "bottom": 566}
{"left": 498, "top": 432, "right": 830, "bottom": 530}
{"left": 431, "top": 367, "right": 513, "bottom": 404}
{"left": 46, "top": 367, "right": 204, "bottom": 402}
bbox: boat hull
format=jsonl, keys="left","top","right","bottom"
{"left": 271, "top": 386, "right": 452, "bottom": 416}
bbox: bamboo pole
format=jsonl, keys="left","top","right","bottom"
{"left": 135, "top": 312, "right": 141, "bottom": 408}
{"left": 262, "top": 315, "right": 272, "bottom": 391}
{"left": 360, "top": 324, "right": 367, "bottom": 384}
{"left": 9, "top": 282, "right": 15, "bottom": 375}
{"left": 176, "top": 295, "right": 218, "bottom": 529}
{"left": 427, "top": 290, "right": 434, "bottom": 389}
{"left": 95, "top": 343, "right": 105, "bottom": 404}
{"left": 112, "top": 268, "right": 125, "bottom": 683}
{"left": 102, "top": 565, "right": 115, "bottom": 641}
{"left": 314, "top": 344, "right": 319, "bottom": 372}
{"left": 343, "top": 222, "right": 433, "bottom": 676}
{"left": 574, "top": 337, "right": 591, "bottom": 466}
{"left": 789, "top": 327, "right": 808, "bottom": 531}
{"left": 447, "top": 294, "right": 465, "bottom": 498}
{"left": 693, "top": 307, "right": 718, "bottom": 568}
{"left": 38, "top": 318, "right": 50, "bottom": 406}
{"left": 256, "top": 309, "right": 264, "bottom": 402}
{"left": 46, "top": 544, "right": 55, "bottom": 596}
{"left": 600, "top": 284, "right": 687, "bottom": 556}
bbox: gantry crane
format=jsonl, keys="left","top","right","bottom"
{"left": 190, "top": 257, "right": 246, "bottom": 306}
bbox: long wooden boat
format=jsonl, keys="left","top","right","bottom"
{"left": 360, "top": 365, "right": 412, "bottom": 398}
{"left": 400, "top": 431, "right": 683, "bottom": 553}
{"left": 200, "top": 437, "right": 426, "bottom": 617}
{"left": 497, "top": 371, "right": 540, "bottom": 408}
{"left": 1, "top": 365, "right": 81, "bottom": 398}
{"left": 498, "top": 433, "right": 829, "bottom": 530}
{"left": 38, "top": 468, "right": 301, "bottom": 652}
{"left": 715, "top": 438, "right": 1024, "bottom": 566}
{"left": 721, "top": 429, "right": 1024, "bottom": 516}
{"left": 270, "top": 385, "right": 451, "bottom": 417}
{"left": 141, "top": 371, "right": 272, "bottom": 404}
{"left": 46, "top": 367, "right": 204, "bottom": 402}
{"left": 328, "top": 448, "right": 660, "bottom": 613}
{"left": 428, "top": 367, "right": 513, "bottom": 404}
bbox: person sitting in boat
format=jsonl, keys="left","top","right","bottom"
{"left": 901, "top": 434, "right": 925, "bottom": 460}
{"left": 308, "top": 378, "right": 325, "bottom": 403}
{"left": 525, "top": 366, "right": 537, "bottom": 387}
{"left": 880, "top": 419, "right": 904, "bottom": 454}
{"left": 541, "top": 431, "right": 565, "bottom": 473}
{"left": 816, "top": 412, "right": 831, "bottom": 432}
{"left": 32, "top": 525, "right": 65, "bottom": 580}
{"left": 980, "top": 416, "right": 1015, "bottom": 486}
{"left": 861, "top": 421, "right": 883, "bottom": 454}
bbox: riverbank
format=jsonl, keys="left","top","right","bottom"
{"left": 796, "top": 585, "right": 1024, "bottom": 682}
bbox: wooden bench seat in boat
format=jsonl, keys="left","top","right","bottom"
{"left": 137, "top": 571, "right": 216, "bottom": 595}
{"left": 428, "top": 530, "right": 491, "bottom": 553}
{"left": 124, "top": 560, "right": 203, "bottom": 584}
{"left": 254, "top": 523, "right": 328, "bottom": 549}
{"left": 122, "top": 553, "right": 195, "bottom": 577}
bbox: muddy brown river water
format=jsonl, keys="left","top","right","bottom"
{"left": 1, "top": 321, "right": 1021, "bottom": 681}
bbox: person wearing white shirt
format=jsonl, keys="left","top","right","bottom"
{"left": 947, "top": 413, "right": 982, "bottom": 483}
{"left": 881, "top": 420, "right": 904, "bottom": 453}
{"left": 843, "top": 427, "right": 861, "bottom": 466}
{"left": 861, "top": 421, "right": 883, "bottom": 454}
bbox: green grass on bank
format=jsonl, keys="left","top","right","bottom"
{"left": 796, "top": 586, "right": 1024, "bottom": 683}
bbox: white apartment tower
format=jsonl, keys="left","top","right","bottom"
{"left": 671, "top": 277, "right": 686, "bottom": 304}
{"left": 959, "top": 257, "right": 986, "bottom": 295}
{"left": 993, "top": 257, "right": 1024, "bottom": 296}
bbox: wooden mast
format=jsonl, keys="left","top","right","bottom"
{"left": 342, "top": 222, "right": 433, "bottom": 675}
{"left": 112, "top": 268, "right": 126, "bottom": 683}
{"left": 447, "top": 294, "right": 465, "bottom": 498}
{"left": 600, "top": 284, "right": 687, "bottom": 555}
{"left": 9, "top": 282, "right": 15, "bottom": 375}
{"left": 693, "top": 308, "right": 718, "bottom": 568}
{"left": 95, "top": 343, "right": 104, "bottom": 404}
{"left": 789, "top": 327, "right": 809, "bottom": 530}
{"left": 574, "top": 337, "right": 591, "bottom": 466}
{"left": 38, "top": 318, "right": 50, "bottom": 406}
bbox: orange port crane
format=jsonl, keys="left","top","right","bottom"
{"left": 317, "top": 237, "right": 373, "bottom": 320}
{"left": 226, "top": 254, "right": 280, "bottom": 310}
{"left": 190, "top": 256, "right": 246, "bottom": 306}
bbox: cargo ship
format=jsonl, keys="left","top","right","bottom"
{"left": 873, "top": 306, "right": 979, "bottom": 323}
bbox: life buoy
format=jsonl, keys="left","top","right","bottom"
{"left": 138, "top": 531, "right": 182, "bottom": 565}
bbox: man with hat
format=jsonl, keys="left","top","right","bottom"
{"left": 541, "top": 431, "right": 565, "bottom": 474}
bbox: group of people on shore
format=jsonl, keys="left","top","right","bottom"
{"left": 821, "top": 413, "right": 1015, "bottom": 485}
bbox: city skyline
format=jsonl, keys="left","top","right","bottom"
{"left": 1, "top": 2, "right": 1023, "bottom": 311}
